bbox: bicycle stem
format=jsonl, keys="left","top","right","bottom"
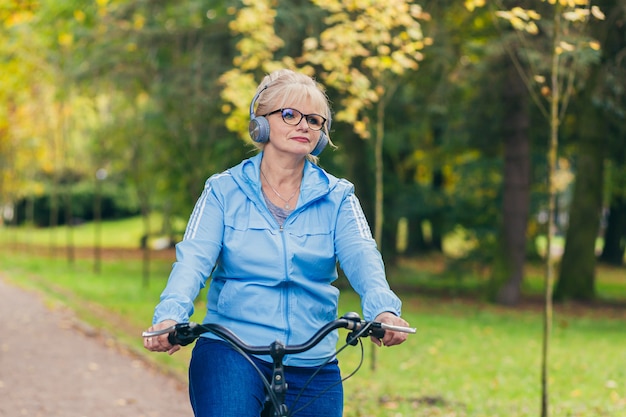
{"left": 269, "top": 341, "right": 288, "bottom": 417}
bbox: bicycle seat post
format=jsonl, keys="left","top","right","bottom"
{"left": 269, "top": 340, "right": 288, "bottom": 417}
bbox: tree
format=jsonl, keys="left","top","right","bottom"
{"left": 219, "top": 0, "right": 430, "bottom": 258}
{"left": 591, "top": 0, "right": 626, "bottom": 266}
{"left": 466, "top": 1, "right": 605, "bottom": 415}
{"left": 556, "top": 0, "right": 626, "bottom": 295}
{"left": 465, "top": 1, "right": 606, "bottom": 298}
{"left": 492, "top": 52, "right": 532, "bottom": 306}
{"left": 555, "top": 78, "right": 605, "bottom": 300}
{"left": 0, "top": 1, "right": 56, "bottom": 237}
{"left": 600, "top": 159, "right": 626, "bottom": 265}
{"left": 301, "top": 0, "right": 430, "bottom": 255}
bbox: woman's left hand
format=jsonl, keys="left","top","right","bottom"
{"left": 144, "top": 319, "right": 181, "bottom": 355}
{"left": 371, "top": 312, "right": 411, "bottom": 347}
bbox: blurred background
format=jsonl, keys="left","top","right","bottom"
{"left": 1, "top": 2, "right": 625, "bottom": 416}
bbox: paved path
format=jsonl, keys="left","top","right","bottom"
{"left": 0, "top": 276, "right": 193, "bottom": 417}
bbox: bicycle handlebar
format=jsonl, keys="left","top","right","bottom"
{"left": 142, "top": 312, "right": 416, "bottom": 353}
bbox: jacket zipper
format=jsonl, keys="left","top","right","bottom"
{"left": 279, "top": 224, "right": 291, "bottom": 345}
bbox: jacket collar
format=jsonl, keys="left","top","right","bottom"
{"left": 231, "top": 152, "right": 336, "bottom": 208}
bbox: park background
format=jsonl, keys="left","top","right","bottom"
{"left": 1, "top": 1, "right": 625, "bottom": 416}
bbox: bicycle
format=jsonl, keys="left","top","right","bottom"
{"left": 142, "top": 312, "right": 415, "bottom": 417}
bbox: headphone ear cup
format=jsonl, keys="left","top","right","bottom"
{"left": 249, "top": 116, "right": 270, "bottom": 143}
{"left": 311, "top": 115, "right": 331, "bottom": 156}
{"left": 310, "top": 131, "right": 328, "bottom": 156}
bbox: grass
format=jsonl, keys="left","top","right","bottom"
{"left": 1, "top": 218, "right": 625, "bottom": 416}
{"left": 337, "top": 292, "right": 626, "bottom": 417}
{"left": 0, "top": 213, "right": 179, "bottom": 249}
{"left": 388, "top": 256, "right": 626, "bottom": 305}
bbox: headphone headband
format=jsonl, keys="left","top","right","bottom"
{"left": 249, "top": 85, "right": 269, "bottom": 120}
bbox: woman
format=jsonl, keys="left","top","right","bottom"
{"left": 144, "top": 68, "right": 410, "bottom": 416}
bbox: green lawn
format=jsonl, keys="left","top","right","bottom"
{"left": 1, "top": 220, "right": 625, "bottom": 417}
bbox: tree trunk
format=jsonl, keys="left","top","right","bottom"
{"left": 63, "top": 187, "right": 75, "bottom": 266}
{"left": 493, "top": 58, "right": 531, "bottom": 306}
{"left": 342, "top": 124, "right": 375, "bottom": 224}
{"left": 141, "top": 207, "right": 151, "bottom": 289}
{"left": 374, "top": 97, "right": 385, "bottom": 253}
{"left": 554, "top": 107, "right": 604, "bottom": 301}
{"left": 599, "top": 195, "right": 626, "bottom": 265}
{"left": 429, "top": 118, "right": 446, "bottom": 253}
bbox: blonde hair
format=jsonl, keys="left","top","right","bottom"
{"left": 251, "top": 69, "right": 335, "bottom": 160}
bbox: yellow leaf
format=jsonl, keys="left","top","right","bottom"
{"left": 559, "top": 41, "right": 575, "bottom": 51}
{"left": 591, "top": 5, "right": 605, "bottom": 20}
{"left": 563, "top": 9, "right": 588, "bottom": 22}
{"left": 133, "top": 14, "right": 145, "bottom": 30}
{"left": 464, "top": 0, "right": 485, "bottom": 11}
{"left": 511, "top": 7, "right": 529, "bottom": 20}
{"left": 495, "top": 11, "right": 511, "bottom": 20}
{"left": 74, "top": 10, "right": 86, "bottom": 23}
{"left": 58, "top": 32, "right": 73, "bottom": 47}
{"left": 303, "top": 37, "right": 318, "bottom": 52}
{"left": 526, "top": 22, "right": 539, "bottom": 34}
{"left": 570, "top": 389, "right": 582, "bottom": 398}
{"left": 5, "top": 11, "right": 34, "bottom": 27}
{"left": 588, "top": 40, "right": 601, "bottom": 50}
{"left": 510, "top": 16, "right": 526, "bottom": 31}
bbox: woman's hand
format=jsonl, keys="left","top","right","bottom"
{"left": 144, "top": 319, "right": 180, "bottom": 355}
{"left": 371, "top": 312, "right": 411, "bottom": 347}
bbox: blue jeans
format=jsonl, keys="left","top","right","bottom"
{"left": 189, "top": 338, "right": 343, "bottom": 417}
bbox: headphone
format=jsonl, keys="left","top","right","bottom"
{"left": 248, "top": 84, "right": 330, "bottom": 156}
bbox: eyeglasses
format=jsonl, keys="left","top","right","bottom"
{"left": 264, "top": 108, "right": 327, "bottom": 131}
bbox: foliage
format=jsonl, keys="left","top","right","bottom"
{"left": 0, "top": 0, "right": 624, "bottom": 301}
{"left": 301, "top": 0, "right": 431, "bottom": 137}
{"left": 11, "top": 179, "right": 140, "bottom": 226}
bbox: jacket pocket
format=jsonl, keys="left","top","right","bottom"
{"left": 288, "top": 226, "right": 336, "bottom": 281}
{"left": 216, "top": 279, "right": 282, "bottom": 324}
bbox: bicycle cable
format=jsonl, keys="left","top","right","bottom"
{"left": 287, "top": 321, "right": 373, "bottom": 416}
{"left": 145, "top": 315, "right": 408, "bottom": 416}
{"left": 195, "top": 331, "right": 283, "bottom": 414}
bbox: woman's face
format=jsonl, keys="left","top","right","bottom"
{"left": 266, "top": 100, "right": 324, "bottom": 157}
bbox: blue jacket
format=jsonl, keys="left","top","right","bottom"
{"left": 153, "top": 152, "right": 402, "bottom": 366}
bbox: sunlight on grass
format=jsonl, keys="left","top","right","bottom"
{"left": 0, "top": 213, "right": 184, "bottom": 249}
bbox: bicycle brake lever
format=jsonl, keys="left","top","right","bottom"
{"left": 168, "top": 322, "right": 200, "bottom": 346}
{"left": 369, "top": 325, "right": 386, "bottom": 340}
{"left": 346, "top": 323, "right": 385, "bottom": 346}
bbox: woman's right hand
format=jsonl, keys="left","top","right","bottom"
{"left": 144, "top": 319, "right": 180, "bottom": 355}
